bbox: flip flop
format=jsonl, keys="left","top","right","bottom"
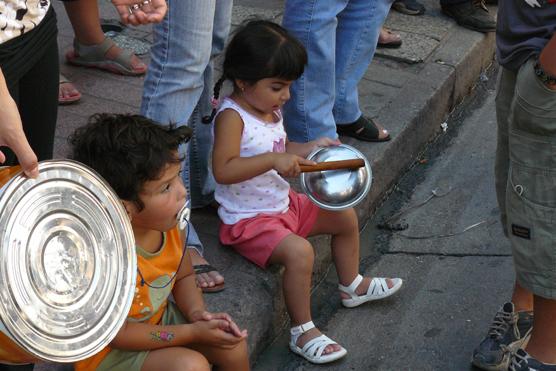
{"left": 59, "top": 73, "right": 81, "bottom": 105}
{"left": 66, "top": 37, "right": 147, "bottom": 76}
{"left": 193, "top": 264, "right": 225, "bottom": 293}
{"left": 377, "top": 28, "right": 402, "bottom": 49}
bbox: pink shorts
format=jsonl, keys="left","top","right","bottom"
{"left": 219, "top": 190, "right": 320, "bottom": 268}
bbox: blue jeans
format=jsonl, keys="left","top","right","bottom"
{"left": 282, "top": 0, "right": 392, "bottom": 142}
{"left": 141, "top": 0, "right": 232, "bottom": 250}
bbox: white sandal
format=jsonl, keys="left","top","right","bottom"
{"left": 339, "top": 274, "right": 403, "bottom": 308}
{"left": 289, "top": 321, "right": 347, "bottom": 364}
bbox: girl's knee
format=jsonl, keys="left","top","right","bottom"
{"left": 283, "top": 240, "right": 314, "bottom": 271}
{"left": 173, "top": 350, "right": 210, "bottom": 371}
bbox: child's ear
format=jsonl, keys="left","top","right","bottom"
{"left": 121, "top": 200, "right": 134, "bottom": 221}
{"left": 234, "top": 79, "right": 246, "bottom": 92}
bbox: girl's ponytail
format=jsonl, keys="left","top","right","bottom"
{"left": 202, "top": 76, "right": 227, "bottom": 124}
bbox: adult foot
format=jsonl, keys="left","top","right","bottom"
{"left": 59, "top": 73, "right": 81, "bottom": 105}
{"left": 441, "top": 0, "right": 496, "bottom": 33}
{"left": 378, "top": 27, "right": 402, "bottom": 49}
{"left": 337, "top": 116, "right": 391, "bottom": 142}
{"left": 392, "top": 0, "right": 426, "bottom": 15}
{"left": 66, "top": 37, "right": 147, "bottom": 76}
{"left": 188, "top": 247, "right": 225, "bottom": 293}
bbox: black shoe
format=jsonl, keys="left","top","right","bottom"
{"left": 392, "top": 0, "right": 425, "bottom": 15}
{"left": 509, "top": 349, "right": 556, "bottom": 371}
{"left": 337, "top": 116, "right": 391, "bottom": 142}
{"left": 441, "top": 0, "right": 496, "bottom": 33}
{"left": 472, "top": 302, "right": 533, "bottom": 370}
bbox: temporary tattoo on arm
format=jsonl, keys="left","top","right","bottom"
{"left": 150, "top": 330, "right": 175, "bottom": 342}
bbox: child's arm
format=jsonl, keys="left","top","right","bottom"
{"left": 286, "top": 137, "right": 341, "bottom": 158}
{"left": 172, "top": 230, "right": 247, "bottom": 339}
{"left": 109, "top": 317, "right": 243, "bottom": 350}
{"left": 213, "top": 109, "right": 316, "bottom": 182}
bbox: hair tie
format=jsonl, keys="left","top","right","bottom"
{"left": 210, "top": 97, "right": 220, "bottom": 109}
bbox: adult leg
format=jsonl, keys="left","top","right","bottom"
{"left": 471, "top": 67, "right": 534, "bottom": 371}
{"left": 282, "top": 0, "right": 347, "bottom": 142}
{"left": 333, "top": 0, "right": 390, "bottom": 124}
{"left": 141, "top": 0, "right": 227, "bottom": 289}
{"left": 505, "top": 59, "right": 556, "bottom": 365}
{"left": 63, "top": 0, "right": 146, "bottom": 74}
{"left": 17, "top": 36, "right": 58, "bottom": 162}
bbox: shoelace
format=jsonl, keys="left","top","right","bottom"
{"left": 473, "top": 0, "right": 489, "bottom": 11}
{"left": 508, "top": 350, "right": 528, "bottom": 371}
{"left": 487, "top": 309, "right": 513, "bottom": 339}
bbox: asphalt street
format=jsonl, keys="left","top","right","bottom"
{"left": 254, "top": 73, "right": 515, "bottom": 371}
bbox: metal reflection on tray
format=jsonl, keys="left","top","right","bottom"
{"left": 0, "top": 160, "right": 136, "bottom": 363}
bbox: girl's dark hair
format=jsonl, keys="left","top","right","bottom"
{"left": 69, "top": 113, "right": 192, "bottom": 211}
{"left": 202, "top": 19, "right": 308, "bottom": 123}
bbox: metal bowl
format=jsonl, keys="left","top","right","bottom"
{"left": 300, "top": 144, "right": 372, "bottom": 210}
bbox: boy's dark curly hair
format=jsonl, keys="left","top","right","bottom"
{"left": 69, "top": 113, "right": 192, "bottom": 211}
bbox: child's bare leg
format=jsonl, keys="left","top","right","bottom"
{"left": 191, "top": 338, "right": 250, "bottom": 371}
{"left": 268, "top": 235, "right": 341, "bottom": 354}
{"left": 309, "top": 208, "right": 397, "bottom": 297}
{"left": 141, "top": 346, "right": 210, "bottom": 371}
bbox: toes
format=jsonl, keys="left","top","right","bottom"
{"left": 195, "top": 273, "right": 210, "bottom": 288}
{"left": 207, "top": 270, "right": 225, "bottom": 286}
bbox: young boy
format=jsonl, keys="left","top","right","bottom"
{"left": 69, "top": 113, "right": 249, "bottom": 371}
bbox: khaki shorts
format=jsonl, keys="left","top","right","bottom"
{"left": 97, "top": 302, "right": 186, "bottom": 371}
{"left": 498, "top": 58, "right": 556, "bottom": 298}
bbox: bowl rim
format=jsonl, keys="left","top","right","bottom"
{"left": 300, "top": 144, "right": 372, "bottom": 211}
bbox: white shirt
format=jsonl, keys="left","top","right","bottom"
{"left": 214, "top": 98, "right": 290, "bottom": 225}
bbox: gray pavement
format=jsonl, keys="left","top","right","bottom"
{"left": 35, "top": 0, "right": 497, "bottom": 369}
{"left": 254, "top": 75, "right": 511, "bottom": 370}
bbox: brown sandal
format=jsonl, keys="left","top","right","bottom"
{"left": 377, "top": 27, "right": 402, "bottom": 49}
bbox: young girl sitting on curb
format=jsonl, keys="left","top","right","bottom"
{"left": 208, "top": 20, "right": 403, "bottom": 365}
{"left": 70, "top": 113, "right": 249, "bottom": 371}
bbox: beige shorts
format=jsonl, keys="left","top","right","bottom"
{"left": 97, "top": 302, "right": 186, "bottom": 371}
{"left": 497, "top": 58, "right": 556, "bottom": 298}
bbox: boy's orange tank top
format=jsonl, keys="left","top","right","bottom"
{"left": 74, "top": 227, "right": 184, "bottom": 371}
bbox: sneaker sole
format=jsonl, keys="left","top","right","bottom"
{"left": 471, "top": 332, "right": 532, "bottom": 371}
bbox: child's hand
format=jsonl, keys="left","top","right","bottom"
{"left": 190, "top": 319, "right": 247, "bottom": 348}
{"left": 273, "top": 153, "right": 315, "bottom": 177}
{"left": 189, "top": 311, "right": 247, "bottom": 338}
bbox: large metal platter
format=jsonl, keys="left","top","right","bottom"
{"left": 0, "top": 160, "right": 136, "bottom": 362}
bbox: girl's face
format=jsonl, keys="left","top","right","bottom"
{"left": 126, "top": 162, "right": 187, "bottom": 233}
{"left": 237, "top": 77, "right": 293, "bottom": 120}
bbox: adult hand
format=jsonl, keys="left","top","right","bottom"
{"left": 0, "top": 78, "right": 38, "bottom": 178}
{"left": 111, "top": 0, "right": 167, "bottom": 26}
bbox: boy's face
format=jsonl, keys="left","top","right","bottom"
{"left": 126, "top": 162, "right": 187, "bottom": 232}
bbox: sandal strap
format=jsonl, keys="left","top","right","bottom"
{"left": 290, "top": 320, "right": 315, "bottom": 336}
{"left": 73, "top": 37, "right": 114, "bottom": 61}
{"left": 302, "top": 334, "right": 336, "bottom": 358}
{"left": 368, "top": 277, "right": 389, "bottom": 296}
{"left": 338, "top": 274, "right": 363, "bottom": 298}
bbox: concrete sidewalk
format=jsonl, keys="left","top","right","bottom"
{"left": 36, "top": 0, "right": 495, "bottom": 369}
